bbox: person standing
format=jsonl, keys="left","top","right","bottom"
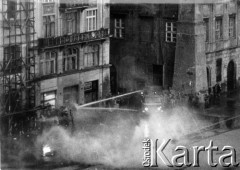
{"left": 199, "top": 92, "right": 205, "bottom": 111}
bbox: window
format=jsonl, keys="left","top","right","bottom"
{"left": 40, "top": 51, "right": 57, "bottom": 75}
{"left": 229, "top": 15, "right": 236, "bottom": 38}
{"left": 65, "top": 13, "right": 76, "bottom": 34}
{"left": 166, "top": 21, "right": 177, "bottom": 43}
{"left": 86, "top": 9, "right": 97, "bottom": 31}
{"left": 4, "top": 46, "right": 21, "bottom": 73}
{"left": 7, "top": 0, "right": 16, "bottom": 19}
{"left": 84, "top": 45, "right": 99, "bottom": 67}
{"left": 114, "top": 18, "right": 125, "bottom": 38}
{"left": 203, "top": 18, "right": 209, "bottom": 42}
{"left": 215, "top": 17, "right": 223, "bottom": 40}
{"left": 63, "top": 48, "right": 78, "bottom": 72}
{"left": 43, "top": 15, "right": 55, "bottom": 37}
{"left": 216, "top": 58, "right": 222, "bottom": 82}
{"left": 39, "top": 62, "right": 44, "bottom": 75}
{"left": 42, "top": 0, "right": 54, "bottom": 3}
{"left": 42, "top": 91, "right": 56, "bottom": 108}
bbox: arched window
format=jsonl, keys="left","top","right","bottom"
{"left": 206, "top": 67, "right": 211, "bottom": 88}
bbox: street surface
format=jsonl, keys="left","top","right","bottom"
{"left": 2, "top": 92, "right": 240, "bottom": 170}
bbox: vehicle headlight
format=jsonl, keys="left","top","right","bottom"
{"left": 43, "top": 145, "right": 52, "bottom": 157}
{"left": 144, "top": 107, "right": 149, "bottom": 111}
{"left": 157, "top": 106, "right": 162, "bottom": 111}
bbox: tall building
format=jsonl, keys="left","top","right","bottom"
{"left": 109, "top": 4, "right": 177, "bottom": 94}
{"left": 109, "top": 1, "right": 240, "bottom": 95}
{"left": 0, "top": 0, "right": 111, "bottom": 135}
{"left": 173, "top": 1, "right": 240, "bottom": 93}
{"left": 35, "top": 0, "right": 111, "bottom": 108}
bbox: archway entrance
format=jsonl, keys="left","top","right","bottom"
{"left": 206, "top": 67, "right": 211, "bottom": 88}
{"left": 227, "top": 60, "right": 236, "bottom": 91}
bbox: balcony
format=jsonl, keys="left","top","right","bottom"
{"left": 38, "top": 28, "right": 109, "bottom": 49}
{"left": 59, "top": 0, "right": 89, "bottom": 12}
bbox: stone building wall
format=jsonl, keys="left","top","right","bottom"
{"left": 173, "top": 0, "right": 240, "bottom": 93}
{"left": 109, "top": 4, "right": 177, "bottom": 93}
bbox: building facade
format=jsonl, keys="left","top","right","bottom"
{"left": 109, "top": 4, "right": 177, "bottom": 94}
{"left": 35, "top": 0, "right": 111, "bottom": 108}
{"left": 35, "top": 1, "right": 179, "bottom": 108}
{"left": 2, "top": 0, "right": 240, "bottom": 113}
{"left": 0, "top": 0, "right": 37, "bottom": 135}
{"left": 173, "top": 1, "right": 240, "bottom": 93}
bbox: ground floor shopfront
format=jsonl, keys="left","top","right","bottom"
{"left": 35, "top": 68, "right": 110, "bottom": 108}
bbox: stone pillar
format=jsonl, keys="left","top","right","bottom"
{"left": 173, "top": 4, "right": 208, "bottom": 93}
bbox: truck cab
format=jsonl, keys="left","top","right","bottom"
{"left": 142, "top": 86, "right": 164, "bottom": 114}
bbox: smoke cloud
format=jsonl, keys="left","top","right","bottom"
{"left": 35, "top": 105, "right": 211, "bottom": 168}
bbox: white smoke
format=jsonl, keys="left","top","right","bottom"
{"left": 36, "top": 106, "right": 211, "bottom": 168}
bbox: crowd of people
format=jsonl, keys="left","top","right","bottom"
{"left": 105, "top": 83, "right": 224, "bottom": 112}
{"left": 150, "top": 83, "right": 223, "bottom": 110}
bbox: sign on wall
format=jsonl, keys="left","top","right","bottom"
{"left": 43, "top": 4, "right": 55, "bottom": 15}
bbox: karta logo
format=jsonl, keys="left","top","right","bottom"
{"left": 142, "top": 139, "right": 239, "bottom": 168}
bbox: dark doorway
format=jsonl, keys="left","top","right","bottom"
{"left": 84, "top": 80, "right": 98, "bottom": 103}
{"left": 216, "top": 58, "right": 222, "bottom": 82}
{"left": 152, "top": 64, "right": 163, "bottom": 86}
{"left": 63, "top": 85, "right": 79, "bottom": 106}
{"left": 206, "top": 67, "right": 211, "bottom": 88}
{"left": 227, "top": 60, "right": 236, "bottom": 91}
{"left": 110, "top": 65, "right": 117, "bottom": 95}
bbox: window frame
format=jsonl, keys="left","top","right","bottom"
{"left": 41, "top": 90, "right": 57, "bottom": 108}
{"left": 215, "top": 16, "right": 223, "bottom": 41}
{"left": 63, "top": 48, "right": 78, "bottom": 72}
{"left": 203, "top": 18, "right": 209, "bottom": 42}
{"left": 84, "top": 45, "right": 99, "bottom": 67}
{"left": 86, "top": 8, "right": 97, "bottom": 32}
{"left": 114, "top": 18, "right": 125, "bottom": 38}
{"left": 40, "top": 51, "right": 57, "bottom": 75}
{"left": 7, "top": 0, "right": 16, "bottom": 19}
{"left": 229, "top": 14, "right": 236, "bottom": 38}
{"left": 42, "top": 0, "right": 55, "bottom": 3}
{"left": 165, "top": 21, "right": 177, "bottom": 43}
{"left": 43, "top": 15, "right": 55, "bottom": 38}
